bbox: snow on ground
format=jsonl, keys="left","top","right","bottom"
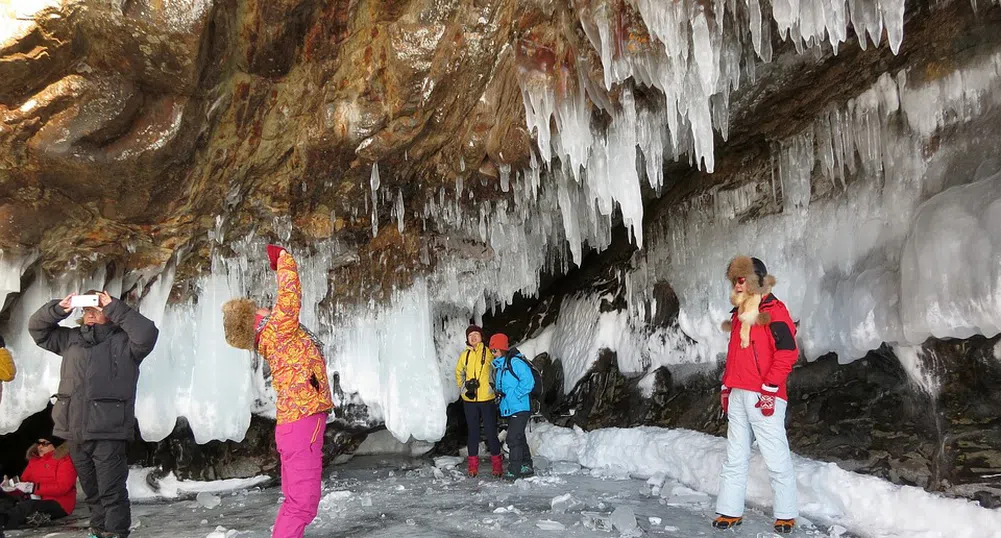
{"left": 126, "top": 468, "right": 272, "bottom": 502}
{"left": 528, "top": 423, "right": 1001, "bottom": 538}
{"left": 6, "top": 423, "right": 990, "bottom": 538}
{"left": 10, "top": 455, "right": 848, "bottom": 538}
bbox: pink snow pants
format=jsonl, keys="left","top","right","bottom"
{"left": 273, "top": 412, "right": 327, "bottom": 538}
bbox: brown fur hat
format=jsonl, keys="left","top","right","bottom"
{"left": 223, "top": 298, "right": 259, "bottom": 351}
{"left": 726, "top": 255, "right": 776, "bottom": 295}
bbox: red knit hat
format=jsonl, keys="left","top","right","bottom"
{"left": 489, "top": 333, "right": 510, "bottom": 351}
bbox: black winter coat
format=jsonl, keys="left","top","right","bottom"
{"left": 28, "top": 299, "right": 159, "bottom": 441}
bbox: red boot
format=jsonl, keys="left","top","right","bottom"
{"left": 467, "top": 456, "right": 479, "bottom": 477}
{"left": 491, "top": 455, "right": 503, "bottom": 477}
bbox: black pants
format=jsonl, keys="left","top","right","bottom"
{"left": 0, "top": 496, "right": 67, "bottom": 530}
{"left": 463, "top": 400, "right": 501, "bottom": 457}
{"left": 505, "top": 411, "right": 533, "bottom": 470}
{"left": 71, "top": 440, "right": 131, "bottom": 536}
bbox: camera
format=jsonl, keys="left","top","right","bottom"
{"left": 464, "top": 378, "right": 480, "bottom": 399}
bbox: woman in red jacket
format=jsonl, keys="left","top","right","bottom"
{"left": 0, "top": 438, "right": 77, "bottom": 532}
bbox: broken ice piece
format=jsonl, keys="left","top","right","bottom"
{"left": 648, "top": 516, "right": 662, "bottom": 525}
{"left": 205, "top": 526, "right": 240, "bottom": 538}
{"left": 551, "top": 493, "right": 583, "bottom": 514}
{"left": 549, "top": 461, "right": 582, "bottom": 475}
{"left": 434, "top": 456, "right": 463, "bottom": 469}
{"left": 610, "top": 506, "right": 637, "bottom": 533}
{"left": 196, "top": 492, "right": 222, "bottom": 510}
{"left": 536, "top": 519, "right": 567, "bottom": 531}
{"left": 664, "top": 525, "right": 679, "bottom": 532}
{"left": 581, "top": 511, "right": 613, "bottom": 532}
{"left": 361, "top": 495, "right": 373, "bottom": 507}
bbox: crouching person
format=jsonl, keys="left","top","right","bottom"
{"left": 223, "top": 245, "right": 334, "bottom": 538}
{"left": 0, "top": 438, "right": 77, "bottom": 534}
{"left": 29, "top": 291, "right": 158, "bottom": 538}
{"left": 488, "top": 334, "right": 535, "bottom": 480}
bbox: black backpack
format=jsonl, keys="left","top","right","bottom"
{"left": 503, "top": 352, "right": 543, "bottom": 400}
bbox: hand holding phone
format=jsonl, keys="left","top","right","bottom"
{"left": 69, "top": 294, "right": 100, "bottom": 308}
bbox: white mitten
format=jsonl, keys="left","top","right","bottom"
{"left": 15, "top": 481, "right": 34, "bottom": 494}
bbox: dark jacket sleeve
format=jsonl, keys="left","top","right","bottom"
{"left": 28, "top": 300, "right": 73, "bottom": 355}
{"left": 764, "top": 304, "right": 799, "bottom": 387}
{"left": 103, "top": 299, "right": 159, "bottom": 363}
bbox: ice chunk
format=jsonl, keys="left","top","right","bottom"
{"left": 434, "top": 456, "right": 463, "bottom": 469}
{"left": 829, "top": 524, "right": 848, "bottom": 537}
{"left": 318, "top": 490, "right": 353, "bottom": 512}
{"left": 610, "top": 505, "right": 637, "bottom": 533}
{"left": 581, "top": 511, "right": 613, "bottom": 532}
{"left": 646, "top": 472, "right": 667, "bottom": 496}
{"left": 195, "top": 492, "right": 221, "bottom": 510}
{"left": 550, "top": 493, "right": 583, "bottom": 514}
{"left": 648, "top": 516, "right": 662, "bottom": 525}
{"left": 205, "top": 526, "right": 239, "bottom": 538}
{"left": 536, "top": 519, "right": 567, "bottom": 531}
{"left": 548, "top": 461, "right": 582, "bottom": 475}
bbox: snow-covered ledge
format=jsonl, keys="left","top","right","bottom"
{"left": 528, "top": 422, "right": 1001, "bottom": 538}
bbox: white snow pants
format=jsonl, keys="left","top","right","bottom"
{"left": 715, "top": 388, "right": 798, "bottom": 520}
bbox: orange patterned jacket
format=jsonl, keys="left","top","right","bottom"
{"left": 256, "top": 252, "right": 334, "bottom": 424}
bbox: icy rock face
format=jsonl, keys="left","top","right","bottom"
{"left": 2, "top": 0, "right": 1000, "bottom": 451}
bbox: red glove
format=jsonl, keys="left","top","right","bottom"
{"left": 755, "top": 394, "right": 776, "bottom": 417}
{"left": 720, "top": 386, "right": 731, "bottom": 417}
{"left": 266, "top": 245, "right": 286, "bottom": 270}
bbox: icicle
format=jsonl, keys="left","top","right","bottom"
{"left": 395, "top": 189, "right": 405, "bottom": 234}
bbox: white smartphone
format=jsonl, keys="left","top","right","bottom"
{"left": 69, "top": 294, "right": 100, "bottom": 308}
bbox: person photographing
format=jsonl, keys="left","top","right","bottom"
{"left": 28, "top": 290, "right": 159, "bottom": 538}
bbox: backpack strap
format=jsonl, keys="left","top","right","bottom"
{"left": 505, "top": 354, "right": 522, "bottom": 382}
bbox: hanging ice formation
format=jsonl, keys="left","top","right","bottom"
{"left": 5, "top": 2, "right": 1001, "bottom": 443}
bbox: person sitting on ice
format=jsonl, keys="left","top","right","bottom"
{"left": 488, "top": 333, "right": 535, "bottom": 480}
{"left": 713, "top": 256, "right": 799, "bottom": 534}
{"left": 455, "top": 324, "right": 504, "bottom": 478}
{"left": 0, "top": 438, "right": 77, "bottom": 535}
{"left": 0, "top": 335, "right": 14, "bottom": 406}
{"left": 222, "top": 245, "right": 334, "bottom": 538}
{"left": 29, "top": 290, "right": 159, "bottom": 538}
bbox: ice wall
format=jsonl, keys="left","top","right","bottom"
{"left": 630, "top": 50, "right": 1001, "bottom": 377}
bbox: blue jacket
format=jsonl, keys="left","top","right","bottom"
{"left": 491, "top": 348, "right": 535, "bottom": 417}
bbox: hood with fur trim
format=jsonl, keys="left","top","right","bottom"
{"left": 726, "top": 255, "right": 776, "bottom": 295}
{"left": 223, "top": 298, "right": 259, "bottom": 351}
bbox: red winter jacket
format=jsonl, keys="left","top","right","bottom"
{"left": 722, "top": 294, "right": 799, "bottom": 401}
{"left": 21, "top": 449, "right": 77, "bottom": 515}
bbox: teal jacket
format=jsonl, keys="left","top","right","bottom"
{"left": 491, "top": 348, "right": 534, "bottom": 417}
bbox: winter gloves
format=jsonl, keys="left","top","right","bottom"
{"left": 755, "top": 394, "right": 776, "bottom": 417}
{"left": 722, "top": 385, "right": 777, "bottom": 417}
{"left": 267, "top": 244, "right": 287, "bottom": 270}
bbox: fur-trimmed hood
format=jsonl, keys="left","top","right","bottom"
{"left": 223, "top": 298, "right": 259, "bottom": 351}
{"left": 726, "top": 255, "right": 776, "bottom": 295}
{"left": 26, "top": 440, "right": 71, "bottom": 461}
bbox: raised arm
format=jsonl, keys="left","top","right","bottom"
{"left": 28, "top": 299, "right": 74, "bottom": 355}
{"left": 101, "top": 294, "right": 159, "bottom": 363}
{"left": 271, "top": 249, "right": 302, "bottom": 335}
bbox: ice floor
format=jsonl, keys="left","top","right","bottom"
{"left": 10, "top": 456, "right": 851, "bottom": 538}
